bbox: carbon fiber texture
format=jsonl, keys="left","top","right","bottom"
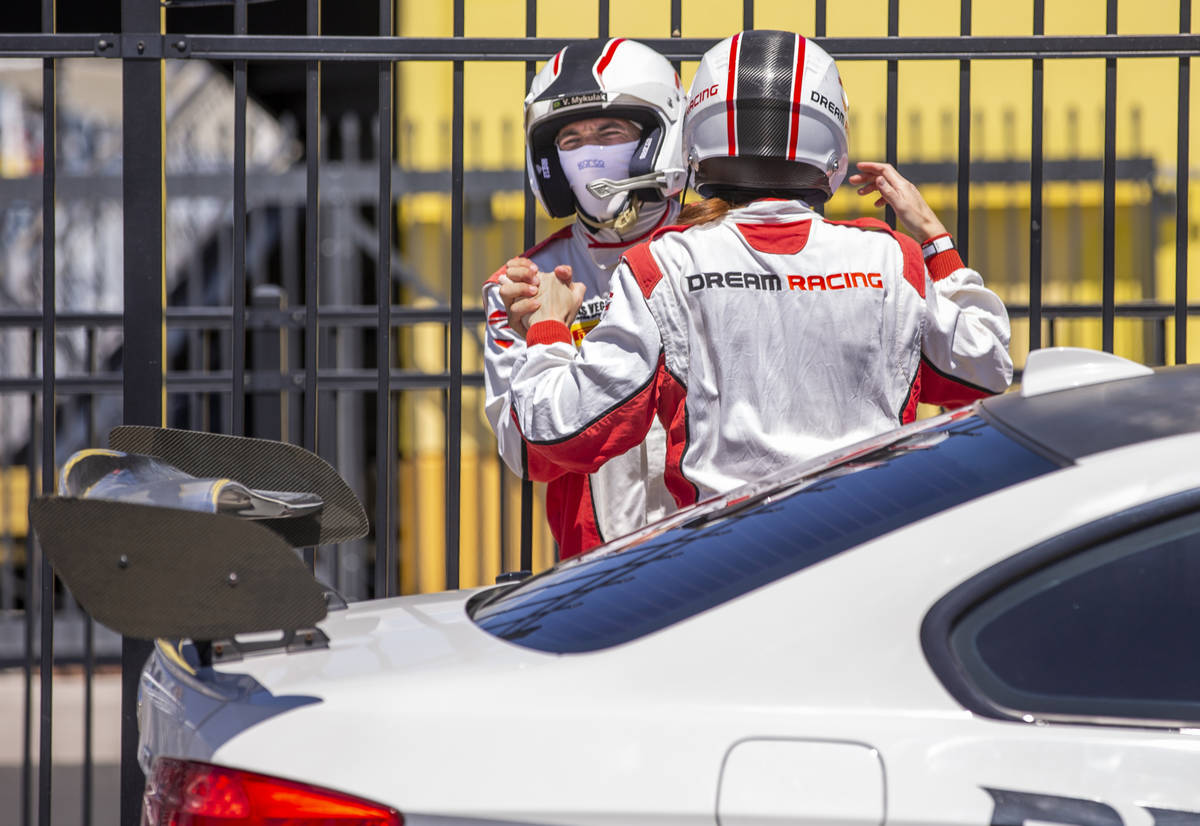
{"left": 735, "top": 30, "right": 797, "bottom": 159}
{"left": 29, "top": 497, "right": 327, "bottom": 640}
{"left": 108, "top": 426, "right": 368, "bottom": 547}
{"left": 534, "top": 40, "right": 606, "bottom": 103}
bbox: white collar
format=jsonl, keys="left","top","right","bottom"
{"left": 726, "top": 199, "right": 819, "bottom": 224}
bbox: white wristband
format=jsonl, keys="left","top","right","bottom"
{"left": 921, "top": 234, "right": 954, "bottom": 260}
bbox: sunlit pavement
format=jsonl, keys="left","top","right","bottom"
{"left": 0, "top": 668, "right": 121, "bottom": 826}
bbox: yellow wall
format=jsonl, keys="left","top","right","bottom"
{"left": 390, "top": 0, "right": 1199, "bottom": 593}
{"left": 0, "top": 466, "right": 30, "bottom": 542}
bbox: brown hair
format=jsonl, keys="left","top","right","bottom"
{"left": 678, "top": 197, "right": 744, "bottom": 227}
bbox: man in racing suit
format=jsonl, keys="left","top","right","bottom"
{"left": 483, "top": 37, "right": 685, "bottom": 557}
{"left": 503, "top": 31, "right": 1013, "bottom": 507}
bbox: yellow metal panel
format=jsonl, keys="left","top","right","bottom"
{"left": 751, "top": 1, "right": 818, "bottom": 35}
{"left": 899, "top": 0, "right": 965, "bottom": 36}
{"left": 1, "top": 466, "right": 31, "bottom": 539}
{"left": 538, "top": 0, "right": 598, "bottom": 36}
{"left": 828, "top": 0, "right": 889, "bottom": 36}
{"left": 610, "top": 0, "right": 672, "bottom": 37}
{"left": 680, "top": 0, "right": 743, "bottom": 37}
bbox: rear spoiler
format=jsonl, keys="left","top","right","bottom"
{"left": 108, "top": 426, "right": 367, "bottom": 547}
{"left": 29, "top": 427, "right": 369, "bottom": 658}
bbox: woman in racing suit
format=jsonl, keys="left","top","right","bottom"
{"left": 483, "top": 37, "right": 685, "bottom": 557}
{"left": 502, "top": 30, "right": 1013, "bottom": 508}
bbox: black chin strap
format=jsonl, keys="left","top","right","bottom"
{"left": 681, "top": 164, "right": 694, "bottom": 206}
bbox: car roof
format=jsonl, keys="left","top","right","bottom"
{"left": 982, "top": 364, "right": 1200, "bottom": 463}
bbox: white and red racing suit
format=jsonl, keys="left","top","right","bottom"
{"left": 508, "top": 199, "right": 1013, "bottom": 506}
{"left": 483, "top": 203, "right": 679, "bottom": 558}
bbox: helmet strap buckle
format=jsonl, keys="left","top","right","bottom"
{"left": 577, "top": 196, "right": 641, "bottom": 234}
{"left": 612, "top": 199, "right": 640, "bottom": 234}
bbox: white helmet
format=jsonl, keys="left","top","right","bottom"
{"left": 683, "top": 30, "right": 849, "bottom": 203}
{"left": 524, "top": 38, "right": 686, "bottom": 225}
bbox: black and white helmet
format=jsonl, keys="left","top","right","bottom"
{"left": 524, "top": 38, "right": 686, "bottom": 221}
{"left": 683, "top": 30, "right": 849, "bottom": 203}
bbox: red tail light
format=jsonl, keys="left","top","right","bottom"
{"left": 142, "top": 757, "right": 403, "bottom": 826}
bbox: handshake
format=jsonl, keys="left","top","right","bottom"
{"left": 496, "top": 257, "right": 587, "bottom": 339}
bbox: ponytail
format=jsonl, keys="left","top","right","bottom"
{"left": 678, "top": 197, "right": 739, "bottom": 227}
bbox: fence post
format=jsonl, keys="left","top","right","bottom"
{"left": 36, "top": 1, "right": 57, "bottom": 823}
{"left": 251, "top": 285, "right": 285, "bottom": 441}
{"left": 120, "top": 0, "right": 165, "bottom": 823}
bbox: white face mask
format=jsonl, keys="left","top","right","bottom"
{"left": 557, "top": 140, "right": 639, "bottom": 222}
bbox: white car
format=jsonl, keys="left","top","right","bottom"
{"left": 34, "top": 348, "right": 1200, "bottom": 826}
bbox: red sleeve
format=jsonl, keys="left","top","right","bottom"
{"left": 925, "top": 248, "right": 965, "bottom": 281}
{"left": 520, "top": 355, "right": 667, "bottom": 477}
{"left": 916, "top": 355, "right": 996, "bottom": 411}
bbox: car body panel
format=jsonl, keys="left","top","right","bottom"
{"left": 134, "top": 385, "right": 1200, "bottom": 825}
{"left": 716, "top": 739, "right": 885, "bottom": 826}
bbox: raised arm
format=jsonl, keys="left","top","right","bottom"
{"left": 851, "top": 161, "right": 1012, "bottom": 405}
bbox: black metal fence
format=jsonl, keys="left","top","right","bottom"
{"left": 0, "top": 0, "right": 1196, "bottom": 824}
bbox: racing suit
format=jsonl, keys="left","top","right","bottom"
{"left": 508, "top": 199, "right": 1013, "bottom": 506}
{"left": 483, "top": 202, "right": 679, "bottom": 558}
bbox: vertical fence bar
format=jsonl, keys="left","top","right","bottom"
{"left": 957, "top": 0, "right": 971, "bottom": 260}
{"left": 813, "top": 2, "right": 825, "bottom": 217}
{"left": 232, "top": 0, "right": 248, "bottom": 435}
{"left": 304, "top": 0, "right": 321, "bottom": 569}
{"left": 816, "top": 0, "right": 825, "bottom": 216}
{"left": 375, "top": 0, "right": 395, "bottom": 597}
{"left": 82, "top": 331, "right": 97, "bottom": 826}
{"left": 1029, "top": 0, "right": 1044, "bottom": 351}
{"left": 446, "top": 0, "right": 465, "bottom": 590}
{"left": 250, "top": 287, "right": 284, "bottom": 440}
{"left": 599, "top": 0, "right": 609, "bottom": 38}
{"left": 186, "top": 252, "right": 204, "bottom": 432}
{"left": 519, "top": 0, "right": 537, "bottom": 574}
{"left": 1102, "top": 0, "right": 1117, "bottom": 352}
{"left": 38, "top": 0, "right": 57, "bottom": 820}
{"left": 885, "top": 0, "right": 898, "bottom": 229}
{"left": 743, "top": 0, "right": 753, "bottom": 29}
{"left": 669, "top": 0, "right": 682, "bottom": 92}
{"left": 1, "top": 447, "right": 13, "bottom": 633}
{"left": 1177, "top": 0, "right": 1191, "bottom": 365}
{"left": 121, "top": 0, "right": 166, "bottom": 822}
{"left": 23, "top": 368, "right": 37, "bottom": 826}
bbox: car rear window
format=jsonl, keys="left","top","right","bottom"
{"left": 472, "top": 410, "right": 1061, "bottom": 653}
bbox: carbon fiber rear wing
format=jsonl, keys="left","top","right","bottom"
{"left": 28, "top": 428, "right": 369, "bottom": 656}
{"left": 108, "top": 426, "right": 368, "bottom": 547}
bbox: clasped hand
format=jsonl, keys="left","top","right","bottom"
{"left": 499, "top": 257, "right": 586, "bottom": 338}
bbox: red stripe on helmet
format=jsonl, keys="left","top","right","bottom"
{"left": 552, "top": 49, "right": 562, "bottom": 75}
{"left": 725, "top": 33, "right": 741, "bottom": 156}
{"left": 787, "top": 36, "right": 807, "bottom": 161}
{"left": 596, "top": 38, "right": 626, "bottom": 77}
